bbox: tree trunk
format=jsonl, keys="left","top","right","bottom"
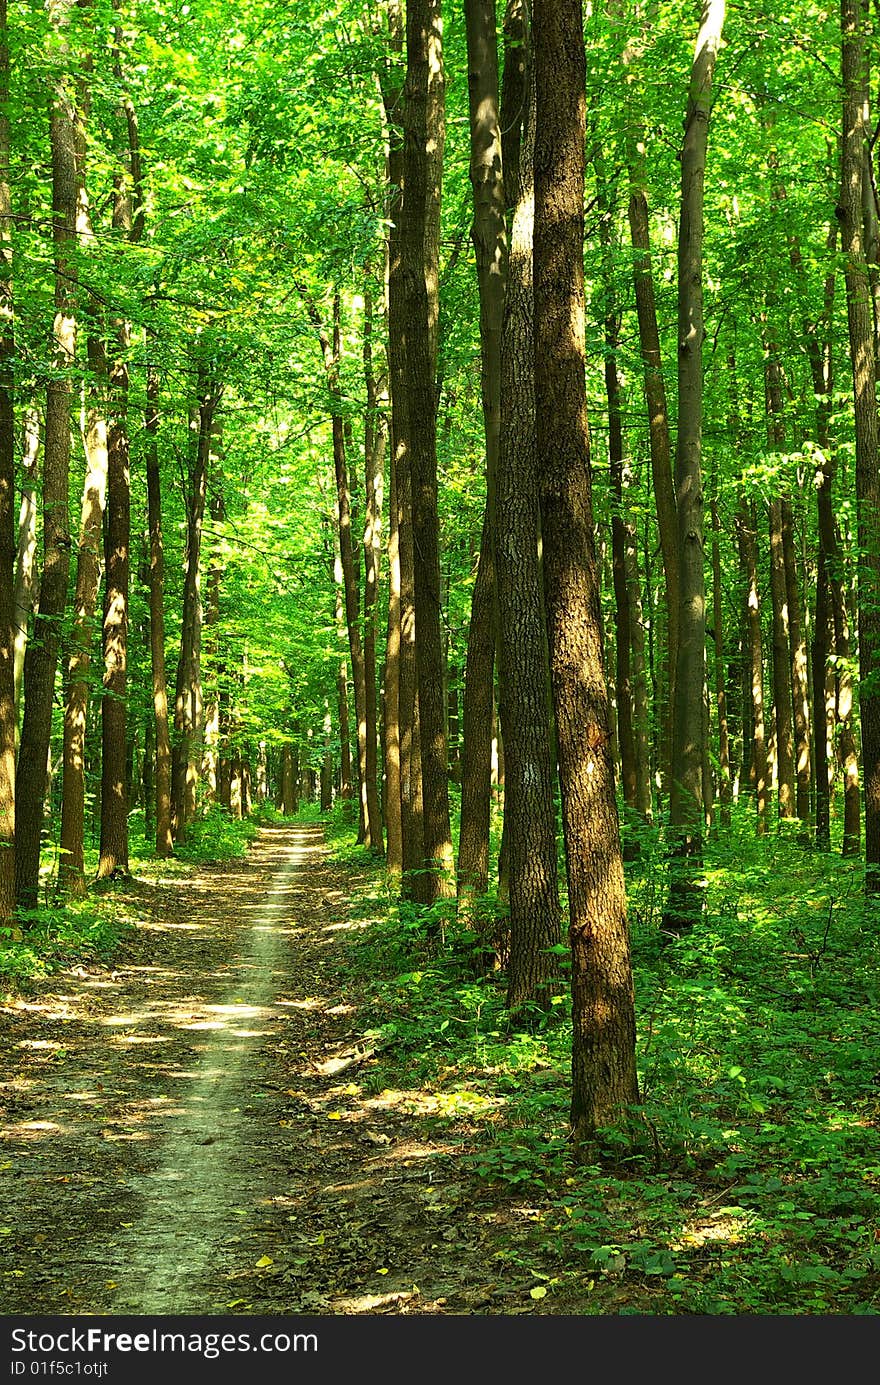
{"left": 0, "top": 0, "right": 14, "bottom": 917}
{"left": 625, "top": 517, "right": 652, "bottom": 822}
{"left": 144, "top": 356, "right": 173, "bottom": 856}
{"left": 710, "top": 495, "right": 731, "bottom": 829}
{"left": 458, "top": 515, "right": 494, "bottom": 904}
{"left": 59, "top": 334, "right": 108, "bottom": 895}
{"left": 306, "top": 292, "right": 372, "bottom": 846}
{"left": 334, "top": 578, "right": 353, "bottom": 810}
{"left": 96, "top": 322, "right": 131, "bottom": 879}
{"left": 813, "top": 543, "right": 831, "bottom": 847}
{"left": 781, "top": 499, "right": 810, "bottom": 822}
{"left": 380, "top": 0, "right": 408, "bottom": 879}
{"left": 457, "top": 0, "right": 509, "bottom": 915}
{"left": 664, "top": 0, "right": 725, "bottom": 933}
{"left": 402, "top": 0, "right": 454, "bottom": 902}
{"left": 737, "top": 499, "right": 768, "bottom": 833}
{"left": 170, "top": 374, "right": 216, "bottom": 842}
{"left": 595, "top": 144, "right": 640, "bottom": 853}
{"left": 623, "top": 36, "right": 679, "bottom": 798}
{"left": 362, "top": 273, "right": 385, "bottom": 853}
{"left": 321, "top": 699, "right": 333, "bottom": 812}
{"left": 201, "top": 475, "right": 223, "bottom": 806}
{"left": 281, "top": 743, "right": 297, "bottom": 816}
{"left": 768, "top": 494, "right": 795, "bottom": 819}
{"left": 16, "top": 24, "right": 76, "bottom": 911}
{"left": 13, "top": 409, "right": 40, "bottom": 733}
{"left": 496, "top": 60, "right": 561, "bottom": 1008}
{"left": 533, "top": 0, "right": 638, "bottom": 1141}
{"left": 839, "top": 0, "right": 877, "bottom": 880}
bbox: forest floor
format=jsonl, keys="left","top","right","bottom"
{"left": 2, "top": 816, "right": 879, "bottom": 1317}
{"left": 0, "top": 823, "right": 586, "bottom": 1316}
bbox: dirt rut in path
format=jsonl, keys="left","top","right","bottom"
{"left": 1, "top": 823, "right": 539, "bottom": 1315}
{"left": 110, "top": 828, "right": 311, "bottom": 1311}
{"left": 0, "top": 824, "right": 349, "bottom": 1313}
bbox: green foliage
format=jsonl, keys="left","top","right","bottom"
{"left": 0, "top": 902, "right": 129, "bottom": 987}
{"left": 330, "top": 808, "right": 880, "bottom": 1314}
{"left": 172, "top": 806, "right": 260, "bottom": 863}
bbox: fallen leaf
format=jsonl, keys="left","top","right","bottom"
{"left": 529, "top": 1286, "right": 547, "bottom": 1300}
{"left": 255, "top": 1256, "right": 273, "bottom": 1268}
{"left": 377, "top": 1267, "right": 389, "bottom": 1275}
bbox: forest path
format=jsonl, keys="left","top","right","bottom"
{"left": 0, "top": 824, "right": 527, "bottom": 1315}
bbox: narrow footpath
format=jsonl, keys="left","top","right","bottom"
{"left": 0, "top": 825, "right": 547, "bottom": 1315}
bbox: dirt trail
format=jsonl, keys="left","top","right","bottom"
{"left": 0, "top": 824, "right": 540, "bottom": 1316}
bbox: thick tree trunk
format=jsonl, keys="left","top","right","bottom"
{"left": 16, "top": 31, "right": 76, "bottom": 912}
{"left": 665, "top": 0, "right": 725, "bottom": 933}
{"left": 500, "top": 0, "right": 526, "bottom": 210}
{"left": 0, "top": 0, "right": 15, "bottom": 917}
{"left": 496, "top": 63, "right": 561, "bottom": 1008}
{"left": 533, "top": 0, "right": 638, "bottom": 1141}
{"left": 380, "top": 0, "right": 408, "bottom": 878}
{"left": 457, "top": 0, "right": 509, "bottom": 914}
{"left": 841, "top": 0, "right": 880, "bottom": 887}
{"left": 281, "top": 743, "right": 297, "bottom": 816}
{"left": 402, "top": 0, "right": 454, "bottom": 902}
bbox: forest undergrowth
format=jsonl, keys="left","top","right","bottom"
{"left": 2, "top": 803, "right": 878, "bottom": 1315}
{"left": 327, "top": 803, "right": 880, "bottom": 1314}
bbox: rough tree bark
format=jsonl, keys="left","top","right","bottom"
{"left": 533, "top": 0, "right": 638, "bottom": 1140}
{"left": 59, "top": 331, "right": 107, "bottom": 895}
{"left": 664, "top": 0, "right": 725, "bottom": 932}
{"left": 622, "top": 26, "right": 679, "bottom": 796}
{"left": 496, "top": 59, "right": 561, "bottom": 1009}
{"left": 839, "top": 0, "right": 877, "bottom": 883}
{"left": 16, "top": 5, "right": 76, "bottom": 910}
{"left": 170, "top": 373, "right": 217, "bottom": 842}
{"left": 0, "top": 0, "right": 15, "bottom": 916}
{"left": 13, "top": 410, "right": 40, "bottom": 731}
{"left": 457, "top": 0, "right": 509, "bottom": 913}
{"left": 402, "top": 0, "right": 455, "bottom": 902}
{"left": 362, "top": 272, "right": 385, "bottom": 854}
{"left": 380, "top": 0, "right": 413, "bottom": 881}
{"left": 144, "top": 354, "right": 173, "bottom": 856}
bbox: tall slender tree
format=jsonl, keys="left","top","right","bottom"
{"left": 840, "top": 0, "right": 880, "bottom": 889}
{"left": 533, "top": 0, "right": 637, "bottom": 1140}
{"left": 16, "top": 0, "right": 77, "bottom": 911}
{"left": 664, "top": 0, "right": 726, "bottom": 933}
{"left": 0, "top": 0, "right": 15, "bottom": 918}
{"left": 402, "top": 0, "right": 455, "bottom": 902}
